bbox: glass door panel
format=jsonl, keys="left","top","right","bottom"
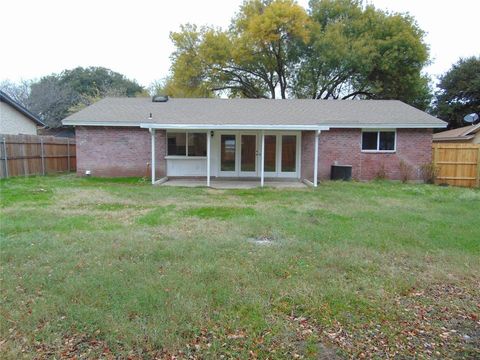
{"left": 281, "top": 135, "right": 296, "bottom": 172}
{"left": 221, "top": 135, "right": 236, "bottom": 171}
{"left": 240, "top": 135, "right": 256, "bottom": 172}
{"left": 264, "top": 135, "right": 276, "bottom": 172}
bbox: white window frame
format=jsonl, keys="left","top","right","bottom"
{"left": 165, "top": 130, "right": 208, "bottom": 159}
{"left": 361, "top": 129, "right": 397, "bottom": 153}
{"left": 216, "top": 131, "right": 301, "bottom": 178}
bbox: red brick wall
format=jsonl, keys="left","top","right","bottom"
{"left": 301, "top": 128, "right": 433, "bottom": 181}
{"left": 76, "top": 126, "right": 431, "bottom": 180}
{"left": 301, "top": 131, "right": 315, "bottom": 180}
{"left": 75, "top": 127, "right": 166, "bottom": 177}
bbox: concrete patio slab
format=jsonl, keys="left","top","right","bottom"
{"left": 161, "top": 179, "right": 307, "bottom": 189}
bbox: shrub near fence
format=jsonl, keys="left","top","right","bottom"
{"left": 432, "top": 143, "right": 480, "bottom": 188}
{"left": 0, "top": 134, "right": 76, "bottom": 178}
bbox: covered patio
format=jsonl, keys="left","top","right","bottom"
{"left": 145, "top": 125, "right": 328, "bottom": 188}
{"left": 159, "top": 178, "right": 308, "bottom": 189}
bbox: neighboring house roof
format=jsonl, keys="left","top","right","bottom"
{"left": 0, "top": 90, "right": 45, "bottom": 126}
{"left": 62, "top": 97, "right": 446, "bottom": 129}
{"left": 38, "top": 127, "right": 75, "bottom": 138}
{"left": 433, "top": 124, "right": 480, "bottom": 141}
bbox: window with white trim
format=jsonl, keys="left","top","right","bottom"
{"left": 167, "top": 132, "right": 207, "bottom": 156}
{"left": 361, "top": 130, "right": 396, "bottom": 151}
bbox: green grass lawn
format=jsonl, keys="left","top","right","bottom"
{"left": 1, "top": 175, "right": 479, "bottom": 359}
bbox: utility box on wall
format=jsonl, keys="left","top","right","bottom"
{"left": 331, "top": 165, "right": 352, "bottom": 181}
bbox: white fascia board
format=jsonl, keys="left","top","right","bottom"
{"left": 140, "top": 123, "right": 330, "bottom": 131}
{"left": 327, "top": 123, "right": 447, "bottom": 129}
{"left": 62, "top": 121, "right": 140, "bottom": 127}
{"left": 63, "top": 121, "right": 446, "bottom": 129}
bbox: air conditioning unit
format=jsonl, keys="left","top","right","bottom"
{"left": 330, "top": 165, "right": 352, "bottom": 181}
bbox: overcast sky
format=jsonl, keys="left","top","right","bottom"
{"left": 1, "top": 0, "right": 478, "bottom": 88}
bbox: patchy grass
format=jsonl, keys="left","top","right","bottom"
{"left": 0, "top": 175, "right": 479, "bottom": 359}
{"left": 184, "top": 206, "right": 256, "bottom": 220}
{"left": 137, "top": 205, "right": 176, "bottom": 226}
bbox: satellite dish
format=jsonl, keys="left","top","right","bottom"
{"left": 463, "top": 113, "right": 479, "bottom": 123}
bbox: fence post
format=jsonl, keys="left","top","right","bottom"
{"left": 67, "top": 139, "right": 70, "bottom": 172}
{"left": 21, "top": 139, "right": 27, "bottom": 176}
{"left": 477, "top": 146, "right": 480, "bottom": 188}
{"left": 2, "top": 137, "right": 8, "bottom": 178}
{"left": 433, "top": 144, "right": 440, "bottom": 184}
{"left": 40, "top": 138, "right": 45, "bottom": 175}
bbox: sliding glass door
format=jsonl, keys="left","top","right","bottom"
{"left": 240, "top": 134, "right": 257, "bottom": 176}
{"left": 218, "top": 132, "right": 299, "bottom": 178}
{"left": 263, "top": 134, "right": 298, "bottom": 178}
{"left": 219, "top": 133, "right": 258, "bottom": 177}
{"left": 280, "top": 135, "right": 297, "bottom": 174}
{"left": 263, "top": 135, "right": 277, "bottom": 176}
{"left": 220, "top": 134, "right": 237, "bottom": 176}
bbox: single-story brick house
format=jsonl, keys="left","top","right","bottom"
{"left": 62, "top": 97, "right": 446, "bottom": 186}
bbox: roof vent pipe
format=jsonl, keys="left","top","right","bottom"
{"left": 152, "top": 95, "right": 169, "bottom": 102}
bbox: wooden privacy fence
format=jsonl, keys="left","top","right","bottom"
{"left": 0, "top": 134, "right": 76, "bottom": 178}
{"left": 432, "top": 143, "right": 480, "bottom": 188}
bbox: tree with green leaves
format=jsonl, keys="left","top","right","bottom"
{"left": 166, "top": 0, "right": 431, "bottom": 109}
{"left": 295, "top": 0, "right": 431, "bottom": 108}
{"left": 1, "top": 67, "right": 145, "bottom": 128}
{"left": 434, "top": 56, "right": 480, "bottom": 128}
{"left": 58, "top": 66, "right": 144, "bottom": 98}
{"left": 168, "top": 0, "right": 310, "bottom": 99}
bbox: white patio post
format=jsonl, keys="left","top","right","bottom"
{"left": 150, "top": 128, "right": 156, "bottom": 184}
{"left": 206, "top": 130, "right": 211, "bottom": 187}
{"left": 313, "top": 130, "right": 320, "bottom": 187}
{"left": 260, "top": 130, "right": 265, "bottom": 187}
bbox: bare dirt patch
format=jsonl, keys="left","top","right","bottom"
{"left": 248, "top": 235, "right": 276, "bottom": 246}
{"left": 54, "top": 188, "right": 123, "bottom": 208}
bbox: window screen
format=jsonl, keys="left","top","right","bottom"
{"left": 188, "top": 133, "right": 207, "bottom": 156}
{"left": 362, "top": 132, "right": 378, "bottom": 150}
{"left": 167, "top": 133, "right": 186, "bottom": 156}
{"left": 379, "top": 132, "right": 395, "bottom": 150}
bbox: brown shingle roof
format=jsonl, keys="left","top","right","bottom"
{"left": 433, "top": 124, "right": 480, "bottom": 141}
{"left": 62, "top": 97, "right": 446, "bottom": 128}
